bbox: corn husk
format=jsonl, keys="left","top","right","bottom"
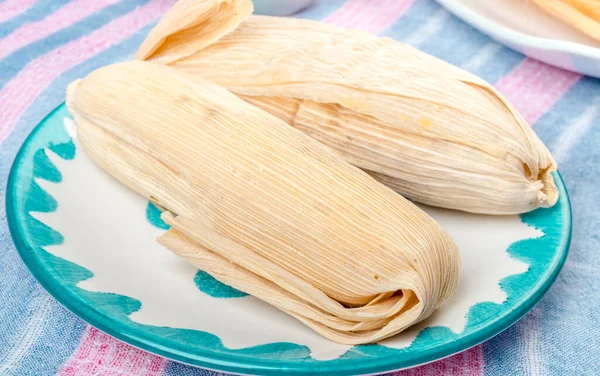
{"left": 136, "top": 0, "right": 559, "bottom": 215}
{"left": 530, "top": 0, "right": 600, "bottom": 42}
{"left": 66, "top": 61, "right": 460, "bottom": 344}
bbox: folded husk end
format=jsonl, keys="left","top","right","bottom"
{"left": 539, "top": 167, "right": 559, "bottom": 209}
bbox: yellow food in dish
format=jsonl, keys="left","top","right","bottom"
{"left": 530, "top": 0, "right": 600, "bottom": 42}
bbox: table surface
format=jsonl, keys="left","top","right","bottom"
{"left": 0, "top": 0, "right": 598, "bottom": 375}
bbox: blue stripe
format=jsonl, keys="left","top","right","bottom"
{"left": 0, "top": 0, "right": 72, "bottom": 38}
{"left": 416, "top": 11, "right": 491, "bottom": 66}
{"left": 164, "top": 360, "right": 216, "bottom": 376}
{"left": 0, "top": 0, "right": 151, "bottom": 90}
{"left": 382, "top": 0, "right": 440, "bottom": 41}
{"left": 483, "top": 323, "right": 529, "bottom": 375}
{"left": 384, "top": 0, "right": 524, "bottom": 84}
{"left": 0, "top": 22, "right": 155, "bottom": 376}
{"left": 0, "top": 290, "right": 86, "bottom": 376}
{"left": 294, "top": 0, "right": 345, "bottom": 20}
{"left": 469, "top": 46, "right": 525, "bottom": 84}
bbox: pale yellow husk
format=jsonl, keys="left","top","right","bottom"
{"left": 529, "top": 0, "right": 600, "bottom": 42}
{"left": 66, "top": 61, "right": 460, "bottom": 344}
{"left": 135, "top": 0, "right": 559, "bottom": 215}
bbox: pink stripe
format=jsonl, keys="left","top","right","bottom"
{"left": 323, "top": 0, "right": 361, "bottom": 27}
{"left": 0, "top": 0, "right": 38, "bottom": 23}
{"left": 325, "top": 0, "right": 414, "bottom": 35}
{"left": 392, "top": 345, "right": 485, "bottom": 376}
{"left": 0, "top": 0, "right": 175, "bottom": 145}
{"left": 495, "top": 58, "right": 581, "bottom": 124}
{"left": 57, "top": 326, "right": 168, "bottom": 376}
{"left": 0, "top": 0, "right": 121, "bottom": 60}
{"left": 336, "top": 0, "right": 392, "bottom": 34}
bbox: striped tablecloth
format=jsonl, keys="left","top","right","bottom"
{"left": 1, "top": 0, "right": 598, "bottom": 375}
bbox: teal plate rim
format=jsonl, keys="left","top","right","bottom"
{"left": 6, "top": 105, "right": 572, "bottom": 376}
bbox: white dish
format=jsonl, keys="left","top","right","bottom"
{"left": 435, "top": 0, "right": 600, "bottom": 78}
{"left": 6, "top": 105, "right": 571, "bottom": 375}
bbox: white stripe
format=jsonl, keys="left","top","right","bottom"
{"left": 0, "top": 293, "right": 54, "bottom": 372}
{"left": 521, "top": 312, "right": 547, "bottom": 376}
{"left": 461, "top": 42, "right": 503, "bottom": 72}
{"left": 402, "top": 8, "right": 449, "bottom": 47}
{"left": 552, "top": 98, "right": 600, "bottom": 163}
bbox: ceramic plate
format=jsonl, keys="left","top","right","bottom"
{"left": 435, "top": 0, "right": 600, "bottom": 78}
{"left": 7, "top": 104, "right": 571, "bottom": 375}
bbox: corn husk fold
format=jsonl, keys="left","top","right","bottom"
{"left": 136, "top": 0, "right": 559, "bottom": 215}
{"left": 66, "top": 61, "right": 460, "bottom": 344}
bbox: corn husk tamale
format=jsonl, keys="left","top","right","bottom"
{"left": 136, "top": 0, "right": 559, "bottom": 215}
{"left": 66, "top": 61, "right": 460, "bottom": 344}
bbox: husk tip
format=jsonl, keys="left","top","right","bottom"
{"left": 539, "top": 167, "right": 559, "bottom": 208}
